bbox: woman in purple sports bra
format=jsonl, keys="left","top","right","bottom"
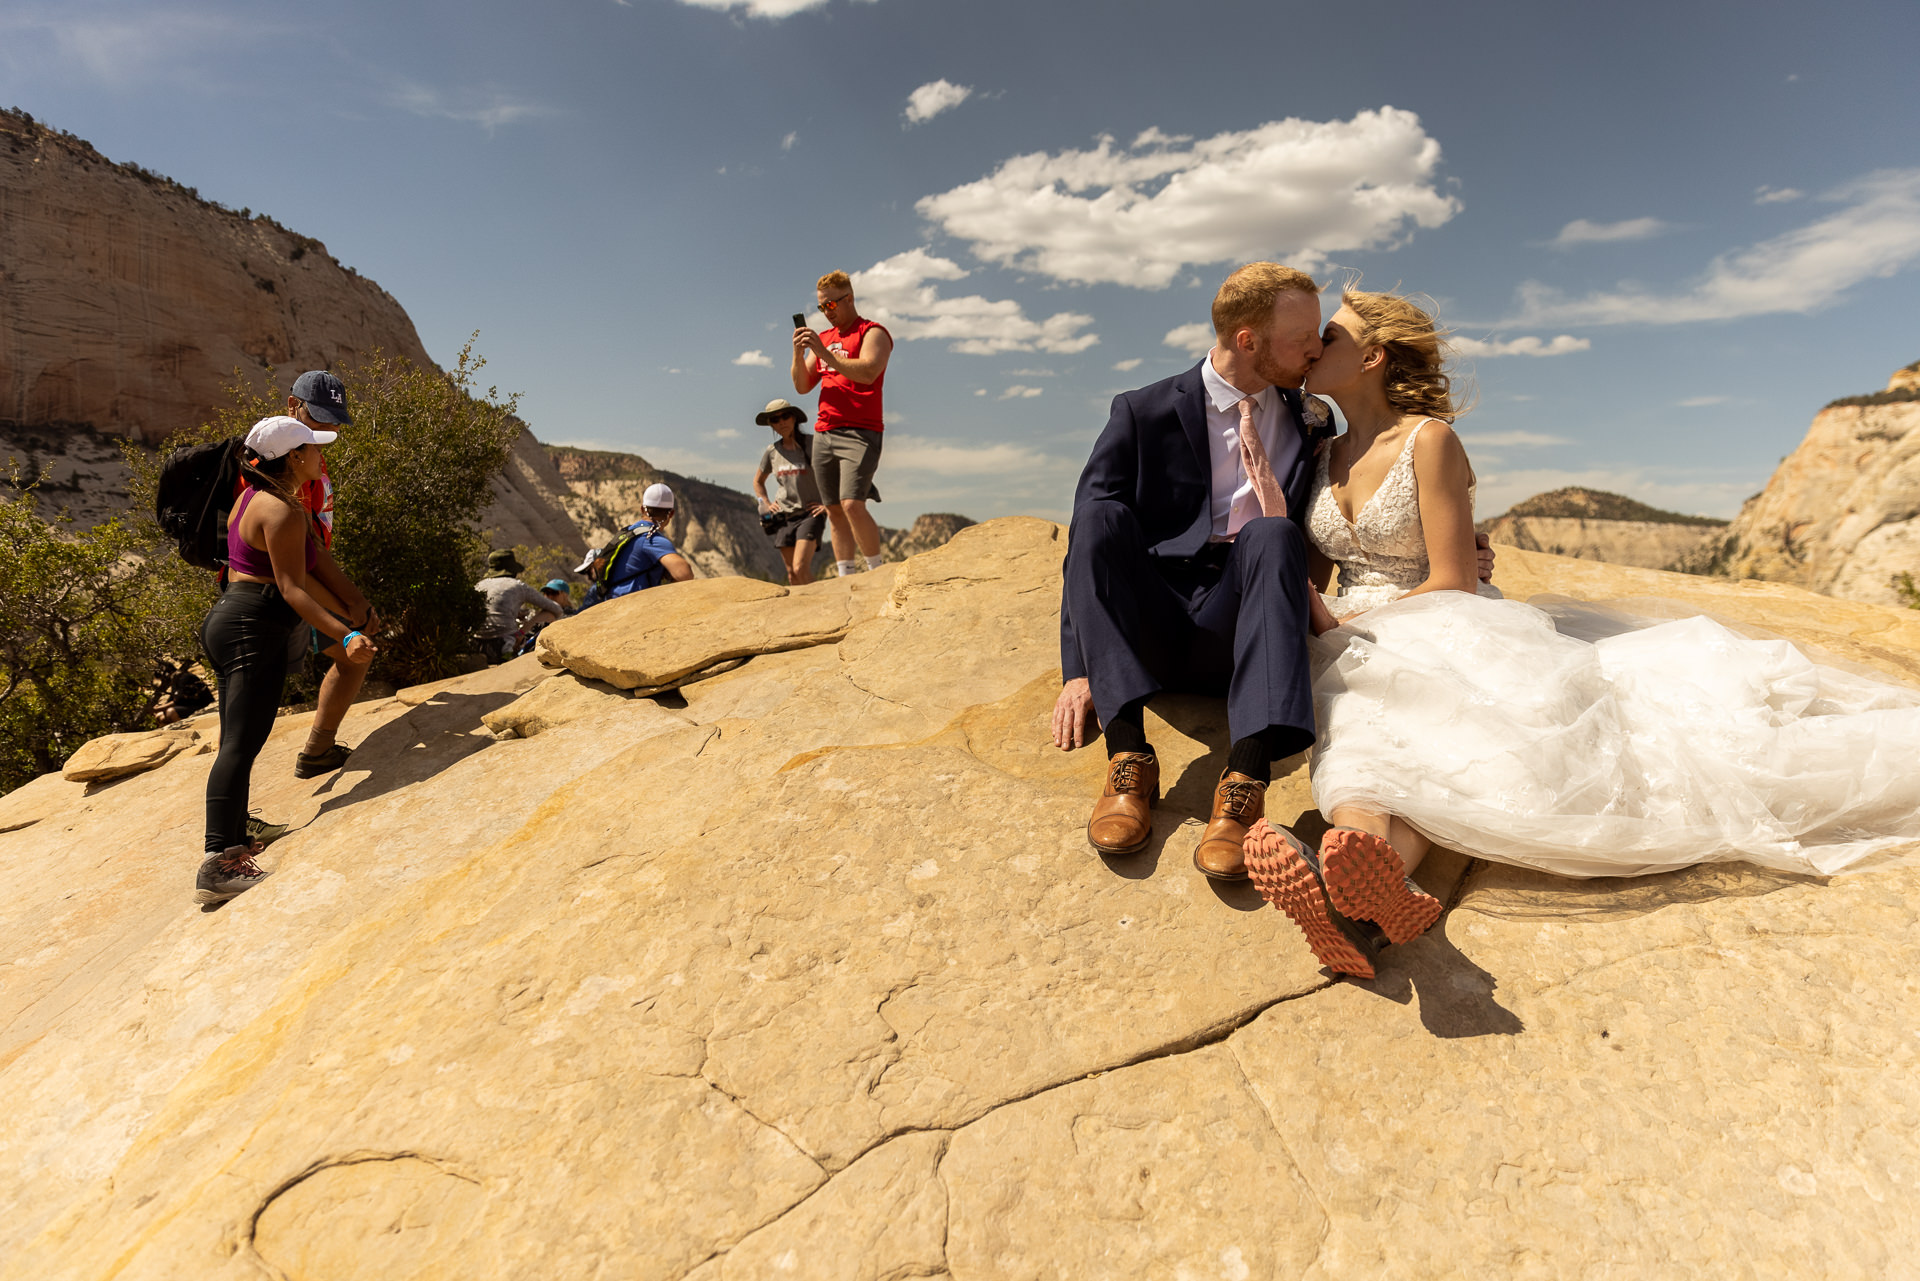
{"left": 193, "top": 416, "right": 378, "bottom": 904}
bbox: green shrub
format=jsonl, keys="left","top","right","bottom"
{"left": 121, "top": 339, "right": 522, "bottom": 700}
{"left": 1895, "top": 572, "right": 1919, "bottom": 610}
{"left": 0, "top": 470, "right": 211, "bottom": 794}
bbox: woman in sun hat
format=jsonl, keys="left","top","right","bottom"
{"left": 193, "top": 416, "right": 378, "bottom": 904}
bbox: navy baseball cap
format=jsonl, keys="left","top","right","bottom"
{"left": 291, "top": 370, "right": 353, "bottom": 425}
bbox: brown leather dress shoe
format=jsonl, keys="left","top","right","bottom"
{"left": 1193, "top": 770, "right": 1266, "bottom": 880}
{"left": 1087, "top": 752, "right": 1159, "bottom": 856}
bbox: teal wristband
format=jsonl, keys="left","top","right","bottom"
{"left": 343, "top": 630, "right": 364, "bottom": 645}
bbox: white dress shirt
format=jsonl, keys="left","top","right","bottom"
{"left": 1199, "top": 351, "right": 1288, "bottom": 541}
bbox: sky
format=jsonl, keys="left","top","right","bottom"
{"left": 4, "top": 0, "right": 1917, "bottom": 524}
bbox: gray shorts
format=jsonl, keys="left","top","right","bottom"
{"left": 811, "top": 428, "right": 882, "bottom": 504}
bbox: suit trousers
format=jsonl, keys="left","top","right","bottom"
{"left": 1064, "top": 499, "right": 1315, "bottom": 758}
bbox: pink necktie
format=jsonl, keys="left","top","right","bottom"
{"left": 1237, "top": 396, "right": 1287, "bottom": 521}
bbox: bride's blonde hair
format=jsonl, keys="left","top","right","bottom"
{"left": 1342, "top": 290, "right": 1468, "bottom": 422}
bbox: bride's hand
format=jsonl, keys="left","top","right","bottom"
{"left": 1309, "top": 589, "right": 1341, "bottom": 637}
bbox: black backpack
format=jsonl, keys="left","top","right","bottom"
{"left": 154, "top": 438, "right": 242, "bottom": 570}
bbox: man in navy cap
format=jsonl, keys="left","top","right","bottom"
{"left": 281, "top": 369, "right": 379, "bottom": 779}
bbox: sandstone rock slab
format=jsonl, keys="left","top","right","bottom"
{"left": 534, "top": 571, "right": 892, "bottom": 690}
{"left": 60, "top": 728, "right": 202, "bottom": 783}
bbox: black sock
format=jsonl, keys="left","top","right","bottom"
{"left": 1104, "top": 698, "right": 1151, "bottom": 758}
{"left": 1226, "top": 735, "right": 1271, "bottom": 783}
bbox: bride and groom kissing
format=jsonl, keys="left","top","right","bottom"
{"left": 1052, "top": 263, "right": 1920, "bottom": 980}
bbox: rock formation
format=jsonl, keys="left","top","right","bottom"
{"left": 1478, "top": 487, "right": 1726, "bottom": 571}
{"left": 0, "top": 109, "right": 433, "bottom": 443}
{"left": 0, "top": 110, "right": 584, "bottom": 558}
{"left": 3, "top": 521, "right": 1918, "bottom": 1277}
{"left": 1684, "top": 364, "right": 1920, "bottom": 606}
{"left": 549, "top": 444, "right": 788, "bottom": 581}
{"left": 480, "top": 428, "right": 589, "bottom": 568}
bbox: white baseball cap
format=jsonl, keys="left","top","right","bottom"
{"left": 643, "top": 482, "right": 675, "bottom": 509}
{"left": 245, "top": 414, "right": 336, "bottom": 460}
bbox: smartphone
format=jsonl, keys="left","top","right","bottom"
{"left": 792, "top": 313, "right": 807, "bottom": 330}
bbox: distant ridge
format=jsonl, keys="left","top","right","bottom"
{"left": 1497, "top": 488, "right": 1726, "bottom": 527}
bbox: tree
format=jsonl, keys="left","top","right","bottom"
{"left": 326, "top": 339, "right": 522, "bottom": 684}
{"left": 123, "top": 338, "right": 523, "bottom": 692}
{"left": 0, "top": 472, "right": 211, "bottom": 794}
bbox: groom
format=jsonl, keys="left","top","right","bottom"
{"left": 1052, "top": 263, "right": 1489, "bottom": 881}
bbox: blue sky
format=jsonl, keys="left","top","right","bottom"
{"left": 4, "top": 0, "right": 1917, "bottom": 523}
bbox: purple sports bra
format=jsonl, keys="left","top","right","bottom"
{"left": 228, "top": 486, "right": 318, "bottom": 578}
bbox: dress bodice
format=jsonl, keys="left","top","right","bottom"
{"left": 1306, "top": 420, "right": 1493, "bottom": 615}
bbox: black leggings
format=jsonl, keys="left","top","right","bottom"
{"left": 199, "top": 582, "right": 298, "bottom": 854}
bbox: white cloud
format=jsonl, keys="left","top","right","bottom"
{"left": 851, "top": 248, "right": 1098, "bottom": 355}
{"left": 904, "top": 79, "right": 973, "bottom": 126}
{"left": 781, "top": 131, "right": 798, "bottom": 151}
{"left": 1005, "top": 368, "right": 1056, "bottom": 377}
{"left": 915, "top": 107, "right": 1460, "bottom": 288}
{"left": 1677, "top": 395, "right": 1731, "bottom": 407}
{"left": 675, "top": 0, "right": 874, "bottom": 17}
{"left": 388, "top": 82, "right": 553, "bottom": 132}
{"left": 1755, "top": 185, "right": 1804, "bottom": 204}
{"left": 1457, "top": 431, "right": 1571, "bottom": 449}
{"left": 0, "top": 10, "right": 276, "bottom": 81}
{"left": 999, "top": 385, "right": 1045, "bottom": 400}
{"left": 732, "top": 350, "right": 774, "bottom": 367}
{"left": 1548, "top": 217, "right": 1671, "bottom": 248}
{"left": 713, "top": 427, "right": 742, "bottom": 439}
{"left": 879, "top": 434, "right": 1067, "bottom": 477}
{"left": 1112, "top": 358, "right": 1143, "bottom": 371}
{"left": 1164, "top": 322, "right": 1214, "bottom": 357}
{"left": 1507, "top": 170, "right": 1920, "bottom": 326}
{"left": 1451, "top": 334, "right": 1591, "bottom": 358}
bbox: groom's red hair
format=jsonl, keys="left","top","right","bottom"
{"left": 1211, "top": 263, "right": 1319, "bottom": 342}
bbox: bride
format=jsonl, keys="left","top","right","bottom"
{"left": 1241, "top": 289, "right": 1920, "bottom": 978}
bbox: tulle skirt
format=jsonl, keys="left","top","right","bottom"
{"left": 1308, "top": 591, "right": 1920, "bottom": 878}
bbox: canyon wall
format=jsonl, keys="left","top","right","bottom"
{"left": 1683, "top": 365, "right": 1920, "bottom": 606}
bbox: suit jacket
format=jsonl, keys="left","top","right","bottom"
{"left": 1060, "top": 360, "right": 1331, "bottom": 681}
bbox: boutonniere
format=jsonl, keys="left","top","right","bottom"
{"left": 1301, "top": 393, "right": 1334, "bottom": 437}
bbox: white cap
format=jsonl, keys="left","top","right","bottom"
{"left": 643, "top": 482, "right": 675, "bottom": 509}
{"left": 244, "top": 414, "right": 336, "bottom": 460}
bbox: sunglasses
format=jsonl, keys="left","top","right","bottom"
{"left": 818, "top": 295, "right": 851, "bottom": 309}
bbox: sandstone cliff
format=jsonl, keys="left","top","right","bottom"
{"left": 1478, "top": 487, "right": 1726, "bottom": 571}
{"left": 0, "top": 109, "right": 432, "bottom": 443}
{"left": 3, "top": 523, "right": 1918, "bottom": 1277}
{"left": 1684, "top": 363, "right": 1920, "bottom": 605}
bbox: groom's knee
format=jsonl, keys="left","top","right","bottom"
{"left": 1068, "top": 499, "right": 1143, "bottom": 558}
{"left": 1236, "top": 515, "right": 1306, "bottom": 570}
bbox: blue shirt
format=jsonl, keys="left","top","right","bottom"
{"left": 607, "top": 521, "right": 678, "bottom": 597}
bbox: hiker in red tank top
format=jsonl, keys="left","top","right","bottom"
{"left": 791, "top": 270, "right": 894, "bottom": 576}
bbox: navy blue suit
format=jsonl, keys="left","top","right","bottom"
{"left": 1061, "top": 361, "right": 1332, "bottom": 757}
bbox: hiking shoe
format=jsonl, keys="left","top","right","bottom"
{"left": 1320, "top": 827, "right": 1443, "bottom": 945}
{"left": 1243, "top": 819, "right": 1381, "bottom": 979}
{"left": 194, "top": 847, "right": 272, "bottom": 904}
{"left": 294, "top": 742, "right": 352, "bottom": 779}
{"left": 244, "top": 816, "right": 292, "bottom": 848}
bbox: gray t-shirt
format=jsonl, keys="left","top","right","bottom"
{"left": 475, "top": 575, "right": 562, "bottom": 639}
{"left": 759, "top": 433, "right": 822, "bottom": 512}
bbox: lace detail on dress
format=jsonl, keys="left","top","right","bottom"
{"left": 1306, "top": 421, "right": 1493, "bottom": 616}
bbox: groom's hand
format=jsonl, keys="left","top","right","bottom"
{"left": 1476, "top": 532, "right": 1496, "bottom": 583}
{"left": 1052, "top": 678, "right": 1097, "bottom": 751}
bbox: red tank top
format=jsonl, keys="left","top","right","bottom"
{"left": 814, "top": 318, "right": 888, "bottom": 432}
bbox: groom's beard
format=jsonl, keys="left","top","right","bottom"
{"left": 1253, "top": 350, "right": 1309, "bottom": 389}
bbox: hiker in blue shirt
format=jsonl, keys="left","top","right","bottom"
{"left": 584, "top": 483, "right": 694, "bottom": 607}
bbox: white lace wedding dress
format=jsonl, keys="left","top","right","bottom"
{"left": 1305, "top": 422, "right": 1920, "bottom": 878}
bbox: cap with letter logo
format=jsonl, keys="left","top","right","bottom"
{"left": 290, "top": 370, "right": 353, "bottom": 425}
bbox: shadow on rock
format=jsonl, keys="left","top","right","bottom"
{"left": 1355, "top": 915, "right": 1525, "bottom": 1039}
{"left": 312, "top": 690, "right": 519, "bottom": 818}
{"left": 1465, "top": 860, "right": 1819, "bottom": 924}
